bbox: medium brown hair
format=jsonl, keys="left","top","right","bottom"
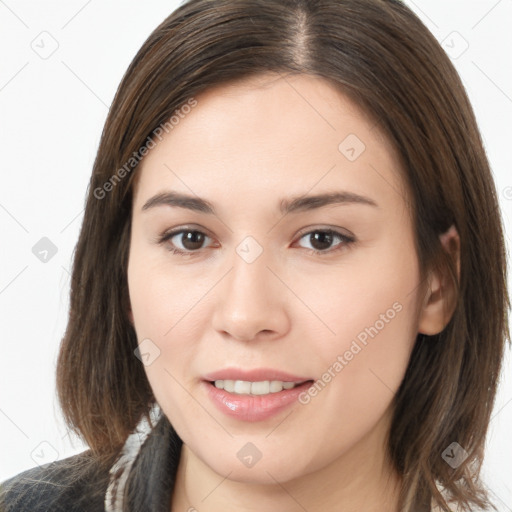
{"left": 52, "top": 0, "right": 509, "bottom": 510}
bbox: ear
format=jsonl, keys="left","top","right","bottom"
{"left": 418, "top": 225, "right": 460, "bottom": 335}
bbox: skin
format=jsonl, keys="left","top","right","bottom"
{"left": 127, "top": 73, "right": 459, "bottom": 512}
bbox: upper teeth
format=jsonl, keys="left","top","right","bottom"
{"left": 214, "top": 380, "right": 299, "bottom": 395}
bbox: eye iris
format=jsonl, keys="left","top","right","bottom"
{"left": 310, "top": 231, "right": 333, "bottom": 251}
{"left": 181, "top": 231, "right": 205, "bottom": 250}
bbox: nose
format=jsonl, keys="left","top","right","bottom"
{"left": 211, "top": 244, "right": 290, "bottom": 342}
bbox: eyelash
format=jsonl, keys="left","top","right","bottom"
{"left": 156, "top": 226, "right": 356, "bottom": 257}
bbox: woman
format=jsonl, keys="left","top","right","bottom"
{"left": 1, "top": 0, "right": 509, "bottom": 511}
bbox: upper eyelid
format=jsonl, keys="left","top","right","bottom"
{"left": 295, "top": 225, "right": 354, "bottom": 238}
{"left": 161, "top": 225, "right": 353, "bottom": 238}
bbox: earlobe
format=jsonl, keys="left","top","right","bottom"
{"left": 418, "top": 225, "right": 460, "bottom": 336}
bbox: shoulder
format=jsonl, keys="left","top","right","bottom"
{"left": 0, "top": 450, "right": 109, "bottom": 512}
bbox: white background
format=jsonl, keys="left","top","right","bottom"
{"left": 0, "top": 0, "right": 511, "bottom": 509}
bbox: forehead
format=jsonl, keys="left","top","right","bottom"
{"left": 132, "top": 73, "right": 407, "bottom": 214}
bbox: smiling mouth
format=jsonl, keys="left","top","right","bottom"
{"left": 208, "top": 379, "right": 314, "bottom": 396}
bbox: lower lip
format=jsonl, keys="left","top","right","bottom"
{"left": 203, "top": 380, "right": 314, "bottom": 422}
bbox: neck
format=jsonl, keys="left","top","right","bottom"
{"left": 170, "top": 409, "right": 402, "bottom": 512}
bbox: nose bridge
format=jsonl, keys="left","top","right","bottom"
{"left": 227, "top": 236, "right": 275, "bottom": 312}
{"left": 211, "top": 235, "right": 289, "bottom": 340}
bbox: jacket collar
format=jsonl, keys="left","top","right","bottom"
{"left": 105, "top": 404, "right": 183, "bottom": 512}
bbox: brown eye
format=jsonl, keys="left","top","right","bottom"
{"left": 175, "top": 230, "right": 207, "bottom": 251}
{"left": 159, "top": 229, "right": 213, "bottom": 254}
{"left": 306, "top": 231, "right": 334, "bottom": 251}
{"left": 296, "top": 229, "right": 355, "bottom": 254}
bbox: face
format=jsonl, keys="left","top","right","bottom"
{"left": 127, "top": 73, "right": 426, "bottom": 485}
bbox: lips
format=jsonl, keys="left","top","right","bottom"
{"left": 201, "top": 368, "right": 315, "bottom": 422}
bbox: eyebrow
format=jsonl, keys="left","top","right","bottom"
{"left": 141, "top": 190, "right": 378, "bottom": 215}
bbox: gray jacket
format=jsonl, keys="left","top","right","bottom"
{"left": 0, "top": 415, "right": 182, "bottom": 511}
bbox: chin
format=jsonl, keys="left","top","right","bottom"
{"left": 195, "top": 441, "right": 322, "bottom": 486}
{"left": 210, "top": 459, "right": 304, "bottom": 485}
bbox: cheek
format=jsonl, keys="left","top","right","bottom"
{"left": 128, "top": 267, "right": 204, "bottom": 437}
{"left": 282, "top": 257, "right": 419, "bottom": 475}
{"left": 290, "top": 235, "right": 419, "bottom": 356}
{"left": 298, "top": 239, "right": 420, "bottom": 417}
{"left": 127, "top": 246, "right": 205, "bottom": 338}
{"left": 127, "top": 247, "right": 213, "bottom": 411}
